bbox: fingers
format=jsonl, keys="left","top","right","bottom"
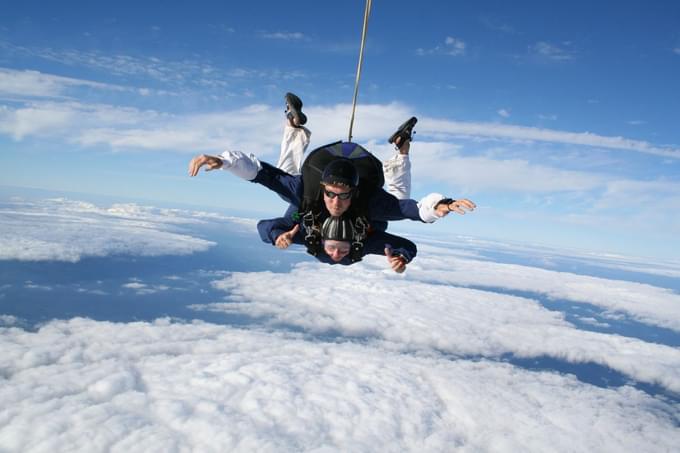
{"left": 188, "top": 155, "right": 221, "bottom": 176}
{"left": 188, "top": 155, "right": 204, "bottom": 177}
{"left": 385, "top": 249, "right": 406, "bottom": 273}
{"left": 449, "top": 204, "right": 466, "bottom": 215}
{"left": 448, "top": 199, "right": 476, "bottom": 215}
{"left": 390, "top": 257, "right": 406, "bottom": 273}
{"left": 275, "top": 235, "right": 291, "bottom": 249}
{"left": 457, "top": 198, "right": 477, "bottom": 209}
{"left": 275, "top": 224, "right": 300, "bottom": 250}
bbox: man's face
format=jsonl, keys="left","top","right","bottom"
{"left": 322, "top": 183, "right": 353, "bottom": 217}
{"left": 323, "top": 239, "right": 351, "bottom": 262}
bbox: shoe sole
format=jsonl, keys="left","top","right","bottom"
{"left": 388, "top": 116, "right": 418, "bottom": 144}
{"left": 285, "top": 92, "right": 306, "bottom": 126}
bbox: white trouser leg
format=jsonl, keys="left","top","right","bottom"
{"left": 382, "top": 153, "right": 411, "bottom": 200}
{"left": 277, "top": 123, "right": 311, "bottom": 175}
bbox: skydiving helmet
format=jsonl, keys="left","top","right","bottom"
{"left": 321, "top": 215, "right": 356, "bottom": 241}
{"left": 320, "top": 215, "right": 368, "bottom": 263}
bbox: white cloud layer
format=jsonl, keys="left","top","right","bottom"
{"left": 0, "top": 198, "right": 226, "bottom": 262}
{"left": 0, "top": 318, "right": 677, "bottom": 452}
{"left": 422, "top": 117, "right": 680, "bottom": 159}
{"left": 411, "top": 243, "right": 680, "bottom": 331}
{"left": 198, "top": 260, "right": 680, "bottom": 394}
{"left": 1, "top": 67, "right": 678, "bottom": 160}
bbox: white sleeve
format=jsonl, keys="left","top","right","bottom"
{"left": 219, "top": 150, "right": 262, "bottom": 181}
{"left": 417, "top": 192, "right": 446, "bottom": 223}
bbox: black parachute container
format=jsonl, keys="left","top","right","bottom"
{"left": 300, "top": 141, "right": 384, "bottom": 215}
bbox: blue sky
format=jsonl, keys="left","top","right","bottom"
{"left": 1, "top": 0, "right": 679, "bottom": 259}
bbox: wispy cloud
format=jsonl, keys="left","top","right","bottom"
{"left": 421, "top": 117, "right": 680, "bottom": 159}
{"left": 413, "top": 145, "right": 605, "bottom": 192}
{"left": 122, "top": 280, "right": 171, "bottom": 295}
{"left": 530, "top": 41, "right": 576, "bottom": 61}
{"left": 1, "top": 42, "right": 238, "bottom": 91}
{"left": 416, "top": 36, "right": 466, "bottom": 56}
{"left": 0, "top": 68, "right": 127, "bottom": 99}
{"left": 480, "top": 17, "right": 516, "bottom": 34}
{"left": 497, "top": 108, "right": 510, "bottom": 118}
{"left": 259, "top": 31, "right": 306, "bottom": 41}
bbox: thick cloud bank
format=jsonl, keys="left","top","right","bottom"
{"left": 201, "top": 262, "right": 680, "bottom": 394}
{"left": 0, "top": 198, "right": 228, "bottom": 262}
{"left": 1, "top": 318, "right": 678, "bottom": 452}
{"left": 3, "top": 200, "right": 680, "bottom": 451}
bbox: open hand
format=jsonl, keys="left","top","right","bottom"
{"left": 435, "top": 198, "right": 476, "bottom": 217}
{"left": 188, "top": 154, "right": 223, "bottom": 177}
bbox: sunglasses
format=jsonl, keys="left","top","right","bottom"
{"left": 323, "top": 188, "right": 353, "bottom": 200}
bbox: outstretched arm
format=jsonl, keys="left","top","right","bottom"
{"left": 188, "top": 150, "right": 261, "bottom": 180}
{"left": 368, "top": 190, "right": 476, "bottom": 224}
{"left": 189, "top": 151, "right": 303, "bottom": 205}
{"left": 417, "top": 193, "right": 476, "bottom": 223}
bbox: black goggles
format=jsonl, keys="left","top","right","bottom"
{"left": 323, "top": 188, "right": 353, "bottom": 200}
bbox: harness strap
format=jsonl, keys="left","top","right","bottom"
{"left": 302, "top": 211, "right": 322, "bottom": 256}
{"left": 349, "top": 216, "right": 369, "bottom": 263}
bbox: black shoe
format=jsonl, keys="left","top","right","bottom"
{"left": 285, "top": 92, "right": 307, "bottom": 126}
{"left": 388, "top": 116, "right": 417, "bottom": 145}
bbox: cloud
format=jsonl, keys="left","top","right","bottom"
{"left": 0, "top": 68, "right": 126, "bottom": 99}
{"left": 199, "top": 260, "right": 680, "bottom": 393}
{"left": 260, "top": 31, "right": 306, "bottom": 41}
{"left": 1, "top": 71, "right": 678, "bottom": 161}
{"left": 0, "top": 318, "right": 677, "bottom": 451}
{"left": 0, "top": 198, "right": 221, "bottom": 262}
{"left": 412, "top": 142, "right": 605, "bottom": 192}
{"left": 416, "top": 36, "right": 466, "bottom": 56}
{"left": 497, "top": 108, "right": 510, "bottom": 118}
{"left": 421, "top": 117, "right": 680, "bottom": 159}
{"left": 0, "top": 44, "right": 303, "bottom": 93}
{"left": 122, "top": 280, "right": 171, "bottom": 295}
{"left": 430, "top": 235, "right": 680, "bottom": 280}
{"left": 0, "top": 315, "right": 18, "bottom": 326}
{"left": 530, "top": 41, "right": 576, "bottom": 61}
{"left": 408, "top": 244, "right": 680, "bottom": 332}
{"left": 24, "top": 281, "right": 53, "bottom": 291}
